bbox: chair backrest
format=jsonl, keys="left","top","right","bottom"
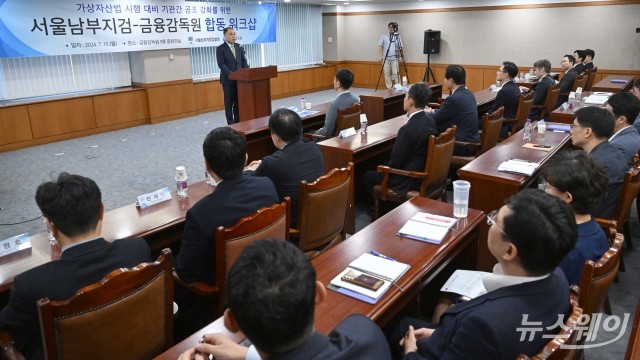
{"left": 541, "top": 83, "right": 561, "bottom": 119}
{"left": 571, "top": 73, "right": 587, "bottom": 92}
{"left": 517, "top": 288, "right": 582, "bottom": 360}
{"left": 584, "top": 67, "right": 598, "bottom": 91}
{"left": 516, "top": 288, "right": 583, "bottom": 360}
{"left": 334, "top": 102, "right": 362, "bottom": 136}
{"left": 612, "top": 160, "right": 640, "bottom": 233}
{"left": 38, "top": 249, "right": 174, "bottom": 360}
{"left": 511, "top": 92, "right": 535, "bottom": 134}
{"left": 297, "top": 163, "right": 353, "bottom": 259}
{"left": 419, "top": 126, "right": 456, "bottom": 196}
{"left": 595, "top": 218, "right": 618, "bottom": 245}
{"left": 478, "top": 107, "right": 504, "bottom": 155}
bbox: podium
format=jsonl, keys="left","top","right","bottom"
{"left": 229, "top": 65, "right": 278, "bottom": 122}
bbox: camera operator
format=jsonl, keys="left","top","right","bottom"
{"left": 378, "top": 22, "right": 403, "bottom": 89}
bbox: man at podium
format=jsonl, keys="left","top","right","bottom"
{"left": 217, "top": 27, "right": 249, "bottom": 125}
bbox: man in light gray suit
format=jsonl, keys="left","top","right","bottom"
{"left": 606, "top": 92, "right": 640, "bottom": 164}
{"left": 315, "top": 68, "right": 360, "bottom": 137}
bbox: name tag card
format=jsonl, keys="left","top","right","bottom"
{"left": 0, "top": 233, "right": 32, "bottom": 258}
{"left": 136, "top": 187, "right": 172, "bottom": 209}
{"left": 338, "top": 127, "right": 357, "bottom": 138}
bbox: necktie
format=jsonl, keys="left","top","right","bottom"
{"left": 230, "top": 44, "right": 236, "bottom": 59}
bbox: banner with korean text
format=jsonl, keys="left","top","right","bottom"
{"left": 0, "top": 0, "right": 276, "bottom": 58}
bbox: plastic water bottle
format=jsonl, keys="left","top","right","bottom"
{"left": 300, "top": 97, "right": 305, "bottom": 111}
{"left": 537, "top": 118, "right": 546, "bottom": 134}
{"left": 175, "top": 166, "right": 188, "bottom": 198}
{"left": 523, "top": 119, "right": 532, "bottom": 142}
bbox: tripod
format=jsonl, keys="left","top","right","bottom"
{"left": 423, "top": 53, "right": 436, "bottom": 83}
{"left": 375, "top": 32, "right": 405, "bottom": 91}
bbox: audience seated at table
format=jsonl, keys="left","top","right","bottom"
{"left": 425, "top": 65, "right": 479, "bottom": 156}
{"left": 570, "top": 107, "right": 628, "bottom": 219}
{"left": 178, "top": 239, "right": 392, "bottom": 360}
{"left": 582, "top": 48, "right": 596, "bottom": 72}
{"left": 605, "top": 92, "right": 640, "bottom": 164}
{"left": 556, "top": 54, "right": 578, "bottom": 107}
{"left": 384, "top": 189, "right": 576, "bottom": 360}
{"left": 540, "top": 151, "right": 609, "bottom": 285}
{"left": 527, "top": 59, "right": 555, "bottom": 120}
{"left": 0, "top": 173, "right": 151, "bottom": 360}
{"left": 174, "top": 127, "right": 279, "bottom": 337}
{"left": 573, "top": 49, "right": 586, "bottom": 74}
{"left": 363, "top": 83, "right": 438, "bottom": 198}
{"left": 491, "top": 61, "right": 522, "bottom": 137}
{"left": 313, "top": 68, "right": 360, "bottom": 137}
{"left": 245, "top": 108, "right": 324, "bottom": 228}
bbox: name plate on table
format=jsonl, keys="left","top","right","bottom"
{"left": 338, "top": 127, "right": 357, "bottom": 138}
{"left": 136, "top": 187, "right": 172, "bottom": 209}
{"left": 0, "top": 233, "right": 32, "bottom": 258}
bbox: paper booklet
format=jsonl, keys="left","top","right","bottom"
{"left": 497, "top": 159, "right": 540, "bottom": 176}
{"left": 397, "top": 212, "right": 457, "bottom": 244}
{"left": 440, "top": 269, "right": 488, "bottom": 299}
{"left": 328, "top": 252, "right": 410, "bottom": 304}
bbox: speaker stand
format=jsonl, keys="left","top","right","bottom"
{"left": 423, "top": 53, "right": 436, "bottom": 83}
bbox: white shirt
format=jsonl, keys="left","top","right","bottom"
{"left": 482, "top": 263, "right": 549, "bottom": 293}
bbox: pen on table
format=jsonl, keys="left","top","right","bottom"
{"left": 368, "top": 250, "right": 396, "bottom": 261}
{"left": 532, "top": 144, "right": 552, "bottom": 148}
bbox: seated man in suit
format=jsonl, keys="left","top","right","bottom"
{"left": 363, "top": 83, "right": 438, "bottom": 199}
{"left": 491, "top": 61, "right": 522, "bottom": 137}
{"left": 314, "top": 68, "right": 360, "bottom": 137}
{"left": 606, "top": 91, "right": 640, "bottom": 164}
{"left": 425, "top": 64, "right": 478, "bottom": 156}
{"left": 582, "top": 48, "right": 595, "bottom": 72}
{"left": 527, "top": 59, "right": 556, "bottom": 120}
{"left": 570, "top": 107, "right": 628, "bottom": 219}
{"left": 541, "top": 151, "right": 609, "bottom": 285}
{"left": 245, "top": 108, "right": 325, "bottom": 227}
{"left": 178, "top": 239, "right": 392, "bottom": 360}
{"left": 573, "top": 49, "right": 586, "bottom": 74}
{"left": 386, "top": 189, "right": 576, "bottom": 360}
{"left": 0, "top": 173, "right": 151, "bottom": 359}
{"left": 174, "top": 127, "right": 279, "bottom": 336}
{"left": 556, "top": 54, "right": 578, "bottom": 107}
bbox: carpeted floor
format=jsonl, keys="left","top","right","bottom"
{"left": 0, "top": 87, "right": 638, "bottom": 359}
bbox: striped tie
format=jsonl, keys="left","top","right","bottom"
{"left": 230, "top": 44, "right": 236, "bottom": 59}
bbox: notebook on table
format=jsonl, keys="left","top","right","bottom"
{"left": 397, "top": 212, "right": 457, "bottom": 244}
{"left": 328, "top": 252, "right": 410, "bottom": 304}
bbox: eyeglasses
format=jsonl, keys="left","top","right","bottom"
{"left": 570, "top": 124, "right": 589, "bottom": 130}
{"left": 487, "top": 210, "right": 508, "bottom": 238}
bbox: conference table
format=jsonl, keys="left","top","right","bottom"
{"left": 154, "top": 196, "right": 484, "bottom": 359}
{"left": 230, "top": 103, "right": 329, "bottom": 162}
{"left": 0, "top": 181, "right": 216, "bottom": 294}
{"left": 360, "top": 83, "right": 442, "bottom": 125}
{"left": 549, "top": 91, "right": 605, "bottom": 124}
{"left": 458, "top": 124, "right": 572, "bottom": 271}
{"left": 591, "top": 75, "right": 635, "bottom": 93}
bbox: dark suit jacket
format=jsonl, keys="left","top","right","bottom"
{"left": 269, "top": 314, "right": 392, "bottom": 360}
{"left": 574, "top": 63, "right": 585, "bottom": 75}
{"left": 491, "top": 80, "right": 521, "bottom": 119}
{"left": 406, "top": 269, "right": 570, "bottom": 360}
{"left": 432, "top": 87, "right": 479, "bottom": 155}
{"left": 530, "top": 75, "right": 556, "bottom": 119}
{"left": 248, "top": 139, "right": 324, "bottom": 227}
{"left": 589, "top": 141, "right": 628, "bottom": 218}
{"left": 556, "top": 68, "right": 578, "bottom": 107}
{"left": 387, "top": 111, "right": 438, "bottom": 196}
{"left": 610, "top": 126, "right": 640, "bottom": 165}
{"left": 216, "top": 42, "right": 249, "bottom": 86}
{"left": 582, "top": 62, "right": 594, "bottom": 72}
{"left": 0, "top": 238, "right": 151, "bottom": 359}
{"left": 318, "top": 91, "right": 360, "bottom": 137}
{"left": 175, "top": 175, "right": 278, "bottom": 284}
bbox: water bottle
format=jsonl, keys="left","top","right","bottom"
{"left": 537, "top": 118, "right": 546, "bottom": 134}
{"left": 523, "top": 119, "right": 532, "bottom": 142}
{"left": 520, "top": 72, "right": 524, "bottom": 82}
{"left": 175, "top": 166, "right": 188, "bottom": 198}
{"left": 300, "top": 97, "right": 305, "bottom": 111}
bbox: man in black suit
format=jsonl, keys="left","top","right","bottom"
{"left": 573, "top": 49, "right": 586, "bottom": 74}
{"left": 245, "top": 108, "right": 324, "bottom": 228}
{"left": 582, "top": 48, "right": 595, "bottom": 72}
{"left": 0, "top": 173, "right": 151, "bottom": 359}
{"left": 363, "top": 83, "right": 438, "bottom": 197}
{"left": 570, "top": 107, "right": 628, "bottom": 218}
{"left": 174, "top": 127, "right": 279, "bottom": 335}
{"left": 556, "top": 54, "right": 578, "bottom": 107}
{"left": 178, "top": 239, "right": 392, "bottom": 360}
{"left": 528, "top": 59, "right": 555, "bottom": 120}
{"left": 216, "top": 27, "right": 249, "bottom": 125}
{"left": 425, "top": 65, "right": 478, "bottom": 156}
{"left": 491, "top": 61, "right": 522, "bottom": 137}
